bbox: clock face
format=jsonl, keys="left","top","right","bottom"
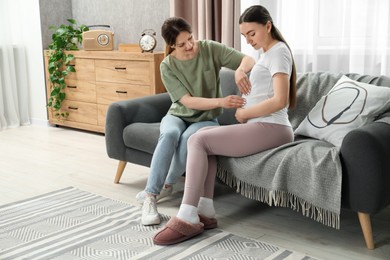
{"left": 139, "top": 34, "right": 156, "bottom": 52}
{"left": 97, "top": 34, "right": 110, "bottom": 46}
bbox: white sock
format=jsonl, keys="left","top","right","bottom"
{"left": 197, "top": 197, "right": 216, "bottom": 218}
{"left": 177, "top": 204, "right": 199, "bottom": 224}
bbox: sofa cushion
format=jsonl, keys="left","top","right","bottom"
{"left": 295, "top": 75, "right": 390, "bottom": 149}
{"left": 123, "top": 122, "right": 160, "bottom": 154}
{"left": 289, "top": 72, "right": 344, "bottom": 130}
{"left": 217, "top": 68, "right": 240, "bottom": 125}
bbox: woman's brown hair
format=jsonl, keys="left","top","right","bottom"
{"left": 161, "top": 17, "right": 192, "bottom": 56}
{"left": 240, "top": 5, "right": 297, "bottom": 109}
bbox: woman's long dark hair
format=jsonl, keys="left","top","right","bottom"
{"left": 240, "top": 5, "right": 297, "bottom": 109}
{"left": 161, "top": 17, "right": 192, "bottom": 56}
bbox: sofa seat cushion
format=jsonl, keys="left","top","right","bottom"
{"left": 123, "top": 122, "right": 160, "bottom": 154}
{"left": 216, "top": 138, "right": 342, "bottom": 228}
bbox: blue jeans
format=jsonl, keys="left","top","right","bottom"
{"left": 145, "top": 114, "right": 219, "bottom": 195}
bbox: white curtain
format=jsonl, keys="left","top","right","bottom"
{"left": 241, "top": 0, "right": 390, "bottom": 76}
{"left": 0, "top": 0, "right": 31, "bottom": 130}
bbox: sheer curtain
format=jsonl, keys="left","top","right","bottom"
{"left": 242, "top": 0, "right": 390, "bottom": 76}
{"left": 0, "top": 0, "right": 31, "bottom": 130}
{"left": 170, "top": 0, "right": 241, "bottom": 48}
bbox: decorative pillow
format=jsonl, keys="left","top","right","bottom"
{"left": 294, "top": 75, "right": 390, "bottom": 149}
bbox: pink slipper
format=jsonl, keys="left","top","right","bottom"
{"left": 153, "top": 216, "right": 204, "bottom": 245}
{"left": 199, "top": 214, "right": 218, "bottom": 229}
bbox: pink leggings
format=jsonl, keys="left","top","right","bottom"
{"left": 183, "top": 122, "right": 294, "bottom": 206}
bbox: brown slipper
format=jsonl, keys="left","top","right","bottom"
{"left": 153, "top": 216, "right": 204, "bottom": 245}
{"left": 199, "top": 214, "right": 218, "bottom": 229}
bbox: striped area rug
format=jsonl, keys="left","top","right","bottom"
{"left": 0, "top": 187, "right": 318, "bottom": 260}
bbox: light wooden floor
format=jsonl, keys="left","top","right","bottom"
{"left": 1, "top": 125, "right": 389, "bottom": 260}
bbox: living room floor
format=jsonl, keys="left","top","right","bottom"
{"left": 1, "top": 124, "right": 389, "bottom": 260}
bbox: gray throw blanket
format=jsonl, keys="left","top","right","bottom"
{"left": 216, "top": 72, "right": 348, "bottom": 230}
{"left": 216, "top": 138, "right": 342, "bottom": 229}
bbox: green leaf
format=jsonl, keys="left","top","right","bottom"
{"left": 56, "top": 27, "right": 67, "bottom": 36}
{"left": 67, "top": 66, "right": 76, "bottom": 72}
{"left": 59, "top": 92, "right": 66, "bottom": 100}
{"left": 80, "top": 25, "right": 89, "bottom": 32}
{"left": 51, "top": 87, "right": 60, "bottom": 96}
{"left": 67, "top": 19, "right": 77, "bottom": 25}
{"left": 65, "top": 55, "right": 74, "bottom": 64}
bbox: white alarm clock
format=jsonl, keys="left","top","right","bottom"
{"left": 139, "top": 29, "right": 157, "bottom": 53}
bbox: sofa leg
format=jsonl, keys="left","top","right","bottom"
{"left": 357, "top": 212, "right": 375, "bottom": 250}
{"left": 114, "top": 161, "right": 127, "bottom": 184}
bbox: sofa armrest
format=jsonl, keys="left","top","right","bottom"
{"left": 105, "top": 93, "right": 171, "bottom": 161}
{"left": 340, "top": 122, "right": 390, "bottom": 213}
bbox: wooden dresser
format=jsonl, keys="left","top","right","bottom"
{"left": 43, "top": 50, "right": 165, "bottom": 133}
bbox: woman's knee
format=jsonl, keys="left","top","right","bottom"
{"left": 159, "top": 128, "right": 182, "bottom": 144}
{"left": 188, "top": 132, "right": 207, "bottom": 148}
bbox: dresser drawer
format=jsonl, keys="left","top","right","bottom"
{"left": 96, "top": 82, "right": 150, "bottom": 105}
{"left": 65, "top": 79, "right": 96, "bottom": 102}
{"left": 67, "top": 58, "right": 95, "bottom": 80}
{"left": 95, "top": 59, "right": 151, "bottom": 85}
{"left": 97, "top": 104, "right": 108, "bottom": 127}
{"left": 61, "top": 100, "right": 97, "bottom": 125}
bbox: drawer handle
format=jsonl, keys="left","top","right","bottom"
{"left": 68, "top": 106, "right": 78, "bottom": 110}
{"left": 115, "top": 67, "right": 127, "bottom": 70}
{"left": 116, "top": 90, "right": 128, "bottom": 94}
{"left": 67, "top": 85, "right": 77, "bottom": 89}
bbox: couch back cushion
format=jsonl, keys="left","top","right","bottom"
{"left": 288, "top": 72, "right": 343, "bottom": 130}
{"left": 218, "top": 68, "right": 241, "bottom": 125}
{"left": 295, "top": 75, "right": 390, "bottom": 149}
{"left": 218, "top": 68, "right": 390, "bottom": 130}
{"left": 290, "top": 72, "right": 390, "bottom": 130}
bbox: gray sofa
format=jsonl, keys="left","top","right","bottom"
{"left": 105, "top": 69, "right": 390, "bottom": 250}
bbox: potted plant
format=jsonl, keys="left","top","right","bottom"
{"left": 47, "top": 19, "right": 89, "bottom": 120}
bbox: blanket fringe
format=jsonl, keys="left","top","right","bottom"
{"left": 217, "top": 167, "right": 340, "bottom": 229}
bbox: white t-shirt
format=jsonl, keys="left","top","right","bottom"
{"left": 243, "top": 41, "right": 292, "bottom": 127}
